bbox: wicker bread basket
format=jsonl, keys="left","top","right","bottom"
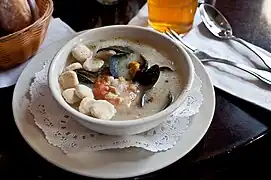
{"left": 0, "top": 0, "right": 54, "bottom": 70}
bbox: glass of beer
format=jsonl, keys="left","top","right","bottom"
{"left": 148, "top": 0, "right": 198, "bottom": 34}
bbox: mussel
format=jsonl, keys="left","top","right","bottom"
{"left": 98, "top": 64, "right": 110, "bottom": 75}
{"left": 74, "top": 69, "right": 98, "bottom": 84}
{"left": 136, "top": 65, "right": 175, "bottom": 107}
{"left": 109, "top": 53, "right": 130, "bottom": 79}
{"left": 135, "top": 64, "right": 160, "bottom": 86}
{"left": 96, "top": 45, "right": 175, "bottom": 108}
{"left": 97, "top": 46, "right": 134, "bottom": 55}
{"left": 109, "top": 52, "right": 149, "bottom": 80}
{"left": 134, "top": 64, "right": 173, "bottom": 85}
{"left": 137, "top": 65, "right": 161, "bottom": 107}
{"left": 139, "top": 54, "right": 149, "bottom": 72}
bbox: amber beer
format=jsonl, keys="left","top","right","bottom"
{"left": 148, "top": 0, "right": 198, "bottom": 34}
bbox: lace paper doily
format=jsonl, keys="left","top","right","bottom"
{"left": 29, "top": 60, "right": 203, "bottom": 153}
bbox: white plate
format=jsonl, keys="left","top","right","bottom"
{"left": 12, "top": 36, "right": 215, "bottom": 179}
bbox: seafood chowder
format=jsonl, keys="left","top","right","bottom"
{"left": 58, "top": 38, "right": 183, "bottom": 120}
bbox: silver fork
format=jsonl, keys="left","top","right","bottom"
{"left": 165, "top": 28, "right": 271, "bottom": 85}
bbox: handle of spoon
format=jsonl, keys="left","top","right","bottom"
{"left": 201, "top": 58, "right": 271, "bottom": 85}
{"left": 231, "top": 36, "right": 271, "bottom": 70}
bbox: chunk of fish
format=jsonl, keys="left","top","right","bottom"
{"left": 75, "top": 84, "right": 94, "bottom": 99}
{"left": 59, "top": 71, "right": 79, "bottom": 89}
{"left": 89, "top": 100, "right": 116, "bottom": 120}
{"left": 78, "top": 97, "right": 95, "bottom": 115}
{"left": 65, "top": 62, "right": 82, "bottom": 71}
{"left": 83, "top": 57, "right": 104, "bottom": 72}
{"left": 62, "top": 88, "right": 81, "bottom": 104}
{"left": 72, "top": 44, "right": 92, "bottom": 62}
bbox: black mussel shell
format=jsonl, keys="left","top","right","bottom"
{"left": 109, "top": 52, "right": 146, "bottom": 80}
{"left": 97, "top": 46, "right": 134, "bottom": 54}
{"left": 133, "top": 70, "right": 143, "bottom": 83}
{"left": 163, "top": 91, "right": 174, "bottom": 110}
{"left": 74, "top": 69, "right": 98, "bottom": 84}
{"left": 129, "top": 55, "right": 149, "bottom": 81}
{"left": 98, "top": 64, "right": 110, "bottom": 75}
{"left": 139, "top": 55, "right": 149, "bottom": 72}
{"left": 159, "top": 66, "right": 174, "bottom": 72}
{"left": 135, "top": 64, "right": 160, "bottom": 86}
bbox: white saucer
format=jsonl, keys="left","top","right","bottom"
{"left": 12, "top": 36, "right": 215, "bottom": 179}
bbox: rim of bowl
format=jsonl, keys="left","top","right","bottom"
{"left": 48, "top": 25, "right": 194, "bottom": 127}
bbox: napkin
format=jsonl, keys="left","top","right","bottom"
{"left": 0, "top": 18, "right": 76, "bottom": 88}
{"left": 128, "top": 4, "right": 271, "bottom": 111}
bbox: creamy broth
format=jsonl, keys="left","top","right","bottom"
{"left": 64, "top": 38, "right": 183, "bottom": 120}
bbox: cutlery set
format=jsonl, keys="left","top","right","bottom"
{"left": 165, "top": 3, "right": 271, "bottom": 85}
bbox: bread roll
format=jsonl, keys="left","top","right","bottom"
{"left": 0, "top": 0, "right": 32, "bottom": 33}
{"left": 0, "top": 28, "right": 8, "bottom": 37}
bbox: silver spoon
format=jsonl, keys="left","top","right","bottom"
{"left": 140, "top": 87, "right": 153, "bottom": 107}
{"left": 199, "top": 3, "right": 271, "bottom": 70}
{"left": 165, "top": 28, "right": 271, "bottom": 85}
{"left": 139, "top": 65, "right": 174, "bottom": 107}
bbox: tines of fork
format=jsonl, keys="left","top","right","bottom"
{"left": 164, "top": 28, "right": 196, "bottom": 52}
